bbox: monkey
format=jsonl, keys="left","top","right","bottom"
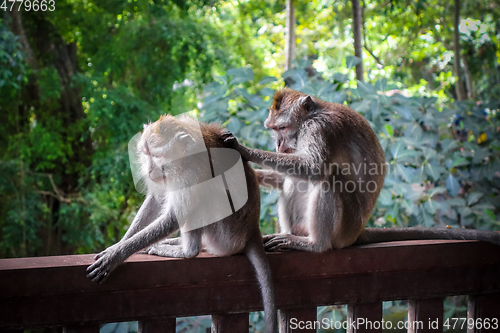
{"left": 86, "top": 114, "right": 277, "bottom": 333}
{"left": 222, "top": 88, "right": 500, "bottom": 253}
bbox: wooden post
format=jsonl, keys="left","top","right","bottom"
{"left": 467, "top": 294, "right": 500, "bottom": 333}
{"left": 63, "top": 324, "right": 100, "bottom": 333}
{"left": 211, "top": 313, "right": 248, "bottom": 333}
{"left": 408, "top": 298, "right": 443, "bottom": 332}
{"left": 139, "top": 317, "right": 176, "bottom": 333}
{"left": 347, "top": 302, "right": 382, "bottom": 333}
{"left": 279, "top": 307, "right": 317, "bottom": 333}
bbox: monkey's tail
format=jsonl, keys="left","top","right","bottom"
{"left": 356, "top": 227, "right": 500, "bottom": 246}
{"left": 244, "top": 236, "right": 278, "bottom": 333}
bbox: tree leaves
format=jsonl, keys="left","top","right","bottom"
{"left": 346, "top": 55, "right": 362, "bottom": 68}
{"left": 227, "top": 67, "right": 254, "bottom": 85}
{"left": 446, "top": 174, "right": 460, "bottom": 197}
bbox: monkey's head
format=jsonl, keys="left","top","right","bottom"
{"left": 137, "top": 115, "right": 202, "bottom": 192}
{"left": 265, "top": 88, "right": 316, "bottom": 154}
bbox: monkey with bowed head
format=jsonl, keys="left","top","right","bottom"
{"left": 87, "top": 115, "right": 277, "bottom": 332}
{"left": 223, "top": 88, "right": 500, "bottom": 251}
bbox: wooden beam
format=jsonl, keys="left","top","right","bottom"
{"left": 1, "top": 240, "right": 499, "bottom": 329}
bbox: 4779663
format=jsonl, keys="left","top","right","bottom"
{"left": 1, "top": 0, "right": 55, "bottom": 12}
{"left": 444, "top": 317, "right": 499, "bottom": 331}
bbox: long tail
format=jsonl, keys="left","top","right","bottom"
{"left": 244, "top": 236, "right": 278, "bottom": 333}
{"left": 355, "top": 227, "right": 500, "bottom": 246}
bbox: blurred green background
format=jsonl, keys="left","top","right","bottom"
{"left": 1, "top": 0, "right": 499, "bottom": 332}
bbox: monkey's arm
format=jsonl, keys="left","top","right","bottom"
{"left": 87, "top": 204, "right": 179, "bottom": 283}
{"left": 240, "top": 145, "right": 325, "bottom": 180}
{"left": 255, "top": 169, "right": 284, "bottom": 190}
{"left": 120, "top": 195, "right": 163, "bottom": 242}
{"left": 223, "top": 130, "right": 325, "bottom": 180}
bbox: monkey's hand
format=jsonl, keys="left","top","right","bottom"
{"left": 221, "top": 129, "right": 252, "bottom": 161}
{"left": 221, "top": 129, "right": 239, "bottom": 149}
{"left": 86, "top": 246, "right": 125, "bottom": 283}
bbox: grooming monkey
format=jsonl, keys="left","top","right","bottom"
{"left": 87, "top": 115, "right": 277, "bottom": 332}
{"left": 223, "top": 88, "right": 500, "bottom": 252}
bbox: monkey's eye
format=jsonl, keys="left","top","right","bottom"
{"left": 277, "top": 126, "right": 287, "bottom": 131}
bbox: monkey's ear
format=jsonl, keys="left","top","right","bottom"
{"left": 299, "top": 95, "right": 316, "bottom": 112}
{"left": 175, "top": 132, "right": 194, "bottom": 146}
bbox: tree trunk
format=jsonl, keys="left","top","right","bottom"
{"left": 462, "top": 55, "right": 472, "bottom": 100}
{"left": 285, "top": 0, "right": 295, "bottom": 71}
{"left": 352, "top": 0, "right": 363, "bottom": 81}
{"left": 453, "top": 0, "right": 466, "bottom": 100}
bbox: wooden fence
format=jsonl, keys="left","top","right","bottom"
{"left": 1, "top": 239, "right": 499, "bottom": 332}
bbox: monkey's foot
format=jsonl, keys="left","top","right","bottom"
{"left": 86, "top": 248, "right": 124, "bottom": 284}
{"left": 146, "top": 244, "right": 194, "bottom": 258}
{"left": 262, "top": 233, "right": 280, "bottom": 245}
{"left": 264, "top": 234, "right": 312, "bottom": 252}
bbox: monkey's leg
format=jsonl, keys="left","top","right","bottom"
{"left": 263, "top": 185, "right": 295, "bottom": 246}
{"left": 158, "top": 237, "right": 181, "bottom": 245}
{"left": 137, "top": 237, "right": 180, "bottom": 254}
{"left": 87, "top": 208, "right": 179, "bottom": 283}
{"left": 265, "top": 186, "right": 334, "bottom": 252}
{"left": 147, "top": 230, "right": 202, "bottom": 259}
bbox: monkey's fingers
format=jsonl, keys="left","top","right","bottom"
{"left": 262, "top": 234, "right": 278, "bottom": 244}
{"left": 220, "top": 130, "right": 238, "bottom": 147}
{"left": 220, "top": 129, "right": 233, "bottom": 138}
{"left": 264, "top": 235, "right": 292, "bottom": 252}
{"left": 92, "top": 271, "right": 109, "bottom": 284}
{"left": 86, "top": 262, "right": 111, "bottom": 284}
{"left": 86, "top": 260, "right": 103, "bottom": 279}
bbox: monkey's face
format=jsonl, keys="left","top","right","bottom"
{"left": 265, "top": 114, "right": 299, "bottom": 154}
{"left": 265, "top": 89, "right": 317, "bottom": 154}
{"left": 137, "top": 117, "right": 196, "bottom": 187}
{"left": 264, "top": 105, "right": 303, "bottom": 154}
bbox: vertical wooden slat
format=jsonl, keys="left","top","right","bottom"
{"left": 347, "top": 302, "right": 383, "bottom": 333}
{"left": 211, "top": 313, "right": 248, "bottom": 333}
{"left": 138, "top": 317, "right": 176, "bottom": 333}
{"left": 63, "top": 324, "right": 100, "bottom": 333}
{"left": 279, "top": 307, "right": 317, "bottom": 333}
{"left": 467, "top": 293, "right": 500, "bottom": 333}
{"left": 408, "top": 298, "right": 443, "bottom": 333}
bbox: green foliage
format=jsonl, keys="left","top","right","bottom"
{"left": 1, "top": 0, "right": 499, "bottom": 262}
{"left": 0, "top": 0, "right": 234, "bottom": 258}
{"left": 200, "top": 65, "right": 500, "bottom": 231}
{"left": 0, "top": 23, "right": 27, "bottom": 95}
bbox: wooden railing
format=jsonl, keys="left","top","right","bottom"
{"left": 1, "top": 239, "right": 499, "bottom": 332}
